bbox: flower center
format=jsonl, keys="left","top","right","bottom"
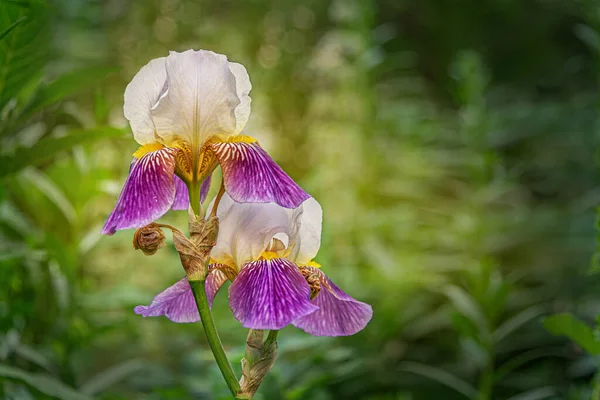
{"left": 173, "top": 138, "right": 217, "bottom": 184}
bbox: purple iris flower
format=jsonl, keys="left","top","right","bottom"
{"left": 102, "top": 50, "right": 309, "bottom": 235}
{"left": 134, "top": 194, "right": 373, "bottom": 337}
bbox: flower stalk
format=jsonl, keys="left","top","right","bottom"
{"left": 188, "top": 278, "right": 241, "bottom": 396}
{"left": 189, "top": 181, "right": 202, "bottom": 217}
{"left": 184, "top": 200, "right": 241, "bottom": 397}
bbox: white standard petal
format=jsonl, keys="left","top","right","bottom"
{"left": 207, "top": 193, "right": 302, "bottom": 268}
{"left": 123, "top": 57, "right": 167, "bottom": 145}
{"left": 289, "top": 197, "right": 323, "bottom": 265}
{"left": 228, "top": 62, "right": 252, "bottom": 134}
{"left": 150, "top": 50, "right": 242, "bottom": 148}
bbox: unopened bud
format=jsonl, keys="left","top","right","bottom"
{"left": 133, "top": 224, "right": 166, "bottom": 255}
{"left": 238, "top": 330, "right": 278, "bottom": 398}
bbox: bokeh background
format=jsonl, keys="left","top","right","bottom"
{"left": 1, "top": 0, "right": 600, "bottom": 399}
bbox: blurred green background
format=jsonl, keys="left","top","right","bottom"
{"left": 1, "top": 0, "right": 600, "bottom": 399}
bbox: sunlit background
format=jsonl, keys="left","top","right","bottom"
{"left": 1, "top": 0, "right": 600, "bottom": 399}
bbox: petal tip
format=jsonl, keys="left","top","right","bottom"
{"left": 133, "top": 305, "right": 147, "bottom": 316}
{"left": 101, "top": 224, "right": 116, "bottom": 236}
{"left": 133, "top": 278, "right": 200, "bottom": 323}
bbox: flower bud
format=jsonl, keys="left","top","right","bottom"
{"left": 133, "top": 224, "right": 166, "bottom": 255}
{"left": 239, "top": 329, "right": 278, "bottom": 398}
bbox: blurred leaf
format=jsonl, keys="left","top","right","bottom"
{"left": 79, "top": 359, "right": 145, "bottom": 395}
{"left": 444, "top": 285, "right": 490, "bottom": 339}
{"left": 25, "top": 66, "right": 121, "bottom": 114}
{"left": 0, "top": 1, "right": 49, "bottom": 111}
{"left": 0, "top": 364, "right": 93, "bottom": 400}
{"left": 543, "top": 313, "right": 600, "bottom": 355}
{"left": 0, "top": 15, "right": 25, "bottom": 41}
{"left": 14, "top": 344, "right": 54, "bottom": 373}
{"left": 505, "top": 387, "right": 555, "bottom": 400}
{"left": 450, "top": 312, "right": 479, "bottom": 341}
{"left": 574, "top": 24, "right": 600, "bottom": 53}
{"left": 0, "top": 126, "right": 126, "bottom": 177}
{"left": 494, "top": 305, "right": 546, "bottom": 343}
{"left": 20, "top": 168, "right": 76, "bottom": 224}
{"left": 0, "top": 330, "right": 20, "bottom": 359}
{"left": 93, "top": 90, "right": 110, "bottom": 124}
{"left": 397, "top": 361, "right": 477, "bottom": 398}
{"left": 3, "top": 0, "right": 48, "bottom": 6}
{"left": 495, "top": 347, "right": 566, "bottom": 382}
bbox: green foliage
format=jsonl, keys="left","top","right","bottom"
{"left": 0, "top": 15, "right": 25, "bottom": 41}
{"left": 0, "top": 364, "right": 92, "bottom": 400}
{"left": 543, "top": 314, "right": 600, "bottom": 355}
{"left": 24, "top": 66, "right": 121, "bottom": 115}
{"left": 0, "top": 126, "right": 126, "bottom": 178}
{"left": 1, "top": 0, "right": 599, "bottom": 399}
{"left": 0, "top": 1, "right": 49, "bottom": 111}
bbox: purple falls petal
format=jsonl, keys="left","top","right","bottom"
{"left": 102, "top": 147, "right": 179, "bottom": 235}
{"left": 228, "top": 258, "right": 319, "bottom": 330}
{"left": 172, "top": 176, "right": 190, "bottom": 210}
{"left": 134, "top": 278, "right": 199, "bottom": 323}
{"left": 200, "top": 173, "right": 212, "bottom": 204}
{"left": 292, "top": 268, "right": 373, "bottom": 336}
{"left": 206, "top": 265, "right": 228, "bottom": 308}
{"left": 210, "top": 140, "right": 310, "bottom": 209}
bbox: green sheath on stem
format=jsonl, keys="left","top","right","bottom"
{"left": 238, "top": 329, "right": 279, "bottom": 399}
{"left": 188, "top": 279, "right": 241, "bottom": 397}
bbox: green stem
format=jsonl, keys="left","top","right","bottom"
{"left": 189, "top": 181, "right": 201, "bottom": 216}
{"left": 477, "top": 348, "right": 495, "bottom": 400}
{"left": 264, "top": 330, "right": 279, "bottom": 347}
{"left": 188, "top": 279, "right": 240, "bottom": 397}
{"left": 592, "top": 369, "right": 600, "bottom": 400}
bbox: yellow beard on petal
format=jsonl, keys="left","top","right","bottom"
{"left": 259, "top": 251, "right": 280, "bottom": 261}
{"left": 299, "top": 260, "right": 322, "bottom": 269}
{"left": 132, "top": 143, "right": 165, "bottom": 158}
{"left": 207, "top": 133, "right": 258, "bottom": 145}
{"left": 226, "top": 134, "right": 257, "bottom": 144}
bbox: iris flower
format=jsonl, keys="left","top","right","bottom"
{"left": 134, "top": 194, "right": 373, "bottom": 336}
{"left": 102, "top": 50, "right": 309, "bottom": 235}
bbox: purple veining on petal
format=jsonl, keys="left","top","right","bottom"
{"left": 228, "top": 258, "right": 319, "bottom": 330}
{"left": 102, "top": 148, "right": 179, "bottom": 235}
{"left": 172, "top": 175, "right": 190, "bottom": 210}
{"left": 134, "top": 278, "right": 199, "bottom": 323}
{"left": 206, "top": 265, "right": 228, "bottom": 308}
{"left": 200, "top": 173, "right": 212, "bottom": 204}
{"left": 211, "top": 141, "right": 310, "bottom": 209}
{"left": 292, "top": 268, "right": 372, "bottom": 336}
